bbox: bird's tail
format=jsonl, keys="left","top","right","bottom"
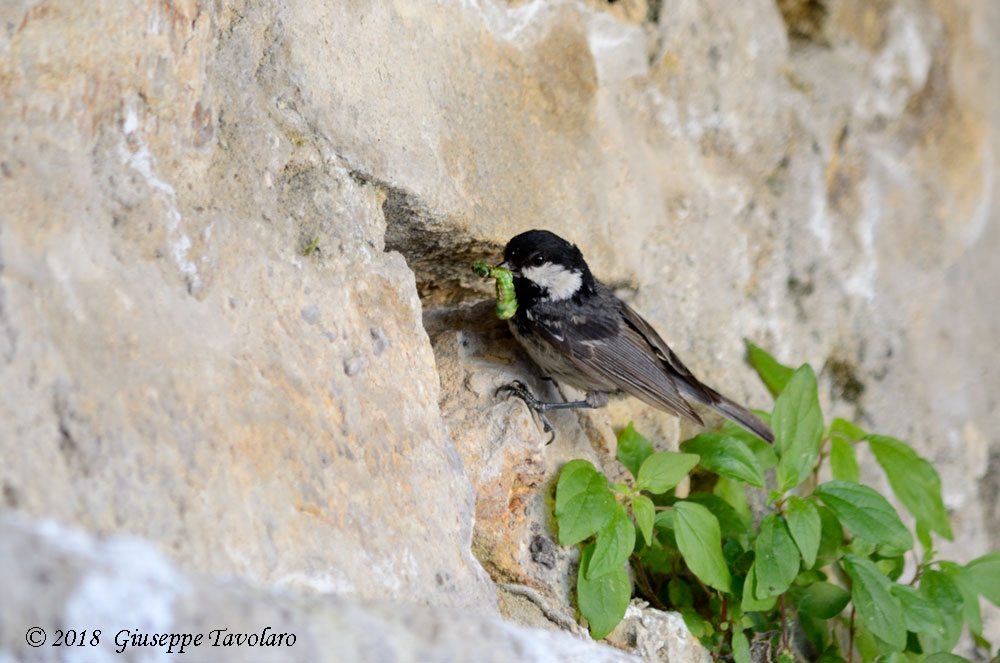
{"left": 679, "top": 382, "right": 775, "bottom": 443}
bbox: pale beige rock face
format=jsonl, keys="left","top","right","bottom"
{"left": 606, "top": 603, "right": 714, "bottom": 663}
{"left": 1, "top": 0, "right": 998, "bottom": 659}
{"left": 0, "top": 0, "right": 495, "bottom": 610}
{"left": 0, "top": 515, "right": 643, "bottom": 663}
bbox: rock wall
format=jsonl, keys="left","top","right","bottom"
{"left": 1, "top": 0, "right": 997, "bottom": 660}
{"left": 0, "top": 514, "right": 648, "bottom": 663}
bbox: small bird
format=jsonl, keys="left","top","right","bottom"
{"left": 496, "top": 229, "right": 774, "bottom": 444}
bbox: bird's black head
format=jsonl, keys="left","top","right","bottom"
{"left": 502, "top": 230, "right": 595, "bottom": 305}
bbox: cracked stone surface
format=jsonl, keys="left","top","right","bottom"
{"left": 0, "top": 515, "right": 643, "bottom": 663}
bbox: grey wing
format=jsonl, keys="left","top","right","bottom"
{"left": 620, "top": 302, "right": 775, "bottom": 443}
{"left": 618, "top": 302, "right": 716, "bottom": 400}
{"left": 532, "top": 309, "right": 704, "bottom": 424}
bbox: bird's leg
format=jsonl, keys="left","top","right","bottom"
{"left": 495, "top": 380, "right": 599, "bottom": 444}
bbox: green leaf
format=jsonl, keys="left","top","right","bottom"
{"left": 653, "top": 509, "right": 674, "bottom": 531}
{"left": 668, "top": 577, "right": 693, "bottom": 607}
{"left": 681, "top": 607, "right": 708, "bottom": 638}
{"left": 741, "top": 563, "right": 778, "bottom": 612}
{"left": 714, "top": 476, "right": 751, "bottom": 522}
{"left": 726, "top": 594, "right": 745, "bottom": 624}
{"left": 829, "top": 437, "right": 860, "bottom": 482}
{"left": 555, "top": 460, "right": 618, "bottom": 546}
{"left": 799, "top": 613, "right": 830, "bottom": 650}
{"left": 631, "top": 495, "right": 655, "bottom": 547}
{"left": 724, "top": 539, "right": 752, "bottom": 573}
{"left": 917, "top": 521, "right": 934, "bottom": 553}
{"left": 889, "top": 583, "right": 943, "bottom": 635}
{"left": 732, "top": 629, "right": 751, "bottom": 663}
{"left": 772, "top": 364, "right": 824, "bottom": 491}
{"left": 816, "top": 506, "right": 844, "bottom": 558}
{"left": 877, "top": 555, "right": 905, "bottom": 582}
{"left": 918, "top": 569, "right": 964, "bottom": 654}
{"left": 845, "top": 537, "right": 876, "bottom": 558}
{"left": 867, "top": 435, "right": 952, "bottom": 540}
{"left": 616, "top": 422, "right": 654, "bottom": 479}
{"left": 797, "top": 581, "right": 850, "bottom": 618}
{"left": 852, "top": 623, "right": 879, "bottom": 663}
{"left": 721, "top": 419, "right": 778, "bottom": 469}
{"left": 924, "top": 654, "right": 971, "bottom": 663}
{"left": 842, "top": 554, "right": 906, "bottom": 651}
{"left": 940, "top": 561, "right": 982, "bottom": 637}
{"left": 813, "top": 481, "right": 913, "bottom": 553}
{"left": 971, "top": 631, "right": 992, "bottom": 652}
{"left": 680, "top": 434, "right": 766, "bottom": 487}
{"left": 636, "top": 451, "right": 699, "bottom": 494}
{"left": 653, "top": 519, "right": 677, "bottom": 548}
{"left": 965, "top": 551, "right": 1000, "bottom": 606}
{"left": 754, "top": 514, "right": 800, "bottom": 599}
{"left": 684, "top": 492, "right": 751, "bottom": 539}
{"left": 746, "top": 437, "right": 779, "bottom": 471}
{"left": 814, "top": 645, "right": 848, "bottom": 663}
{"left": 577, "top": 543, "right": 630, "bottom": 639}
{"left": 794, "top": 569, "right": 827, "bottom": 586}
{"left": 636, "top": 545, "right": 673, "bottom": 575}
{"left": 674, "top": 501, "right": 731, "bottom": 592}
{"left": 588, "top": 504, "right": 636, "bottom": 579}
{"left": 745, "top": 340, "right": 795, "bottom": 398}
{"left": 830, "top": 418, "right": 866, "bottom": 440}
{"left": 556, "top": 460, "right": 600, "bottom": 514}
{"left": 786, "top": 497, "right": 821, "bottom": 568}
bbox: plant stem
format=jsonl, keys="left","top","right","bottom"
{"left": 848, "top": 605, "right": 856, "bottom": 663}
{"left": 691, "top": 571, "right": 712, "bottom": 599}
{"left": 631, "top": 555, "right": 668, "bottom": 611}
{"left": 779, "top": 594, "right": 788, "bottom": 652}
{"left": 812, "top": 437, "right": 829, "bottom": 484}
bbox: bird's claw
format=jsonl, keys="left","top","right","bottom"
{"left": 496, "top": 380, "right": 534, "bottom": 402}
{"left": 495, "top": 379, "right": 526, "bottom": 400}
{"left": 539, "top": 414, "right": 555, "bottom": 445}
{"left": 496, "top": 380, "right": 557, "bottom": 444}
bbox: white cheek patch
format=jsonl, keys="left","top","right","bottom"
{"left": 521, "top": 263, "right": 583, "bottom": 301}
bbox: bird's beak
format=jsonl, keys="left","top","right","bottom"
{"left": 498, "top": 260, "right": 514, "bottom": 274}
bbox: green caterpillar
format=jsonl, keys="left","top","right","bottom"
{"left": 473, "top": 261, "right": 518, "bottom": 320}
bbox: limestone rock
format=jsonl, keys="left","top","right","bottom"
{"left": 0, "top": 0, "right": 495, "bottom": 609}
{"left": 0, "top": 515, "right": 644, "bottom": 663}
{"left": 605, "top": 602, "right": 714, "bottom": 663}
{"left": 425, "top": 301, "right": 619, "bottom": 631}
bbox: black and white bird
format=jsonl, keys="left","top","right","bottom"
{"left": 496, "top": 229, "right": 774, "bottom": 444}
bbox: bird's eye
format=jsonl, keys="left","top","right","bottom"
{"left": 531, "top": 254, "right": 546, "bottom": 266}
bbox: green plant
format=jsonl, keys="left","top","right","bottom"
{"left": 554, "top": 341, "right": 999, "bottom": 662}
{"left": 301, "top": 235, "right": 320, "bottom": 256}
